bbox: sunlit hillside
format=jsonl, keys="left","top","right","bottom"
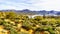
{"left": 0, "top": 11, "right": 60, "bottom": 34}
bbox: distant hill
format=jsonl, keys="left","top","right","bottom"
{"left": 0, "top": 9, "right": 60, "bottom": 16}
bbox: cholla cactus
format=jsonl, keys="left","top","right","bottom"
{"left": 44, "top": 31, "right": 50, "bottom": 34}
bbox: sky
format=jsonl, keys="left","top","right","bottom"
{"left": 0, "top": 0, "right": 60, "bottom": 11}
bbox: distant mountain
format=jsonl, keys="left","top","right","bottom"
{"left": 0, "top": 9, "right": 60, "bottom": 15}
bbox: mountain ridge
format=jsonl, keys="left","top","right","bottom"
{"left": 0, "top": 9, "right": 60, "bottom": 15}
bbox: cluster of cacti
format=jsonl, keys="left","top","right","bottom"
{"left": 0, "top": 12, "right": 60, "bottom": 34}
